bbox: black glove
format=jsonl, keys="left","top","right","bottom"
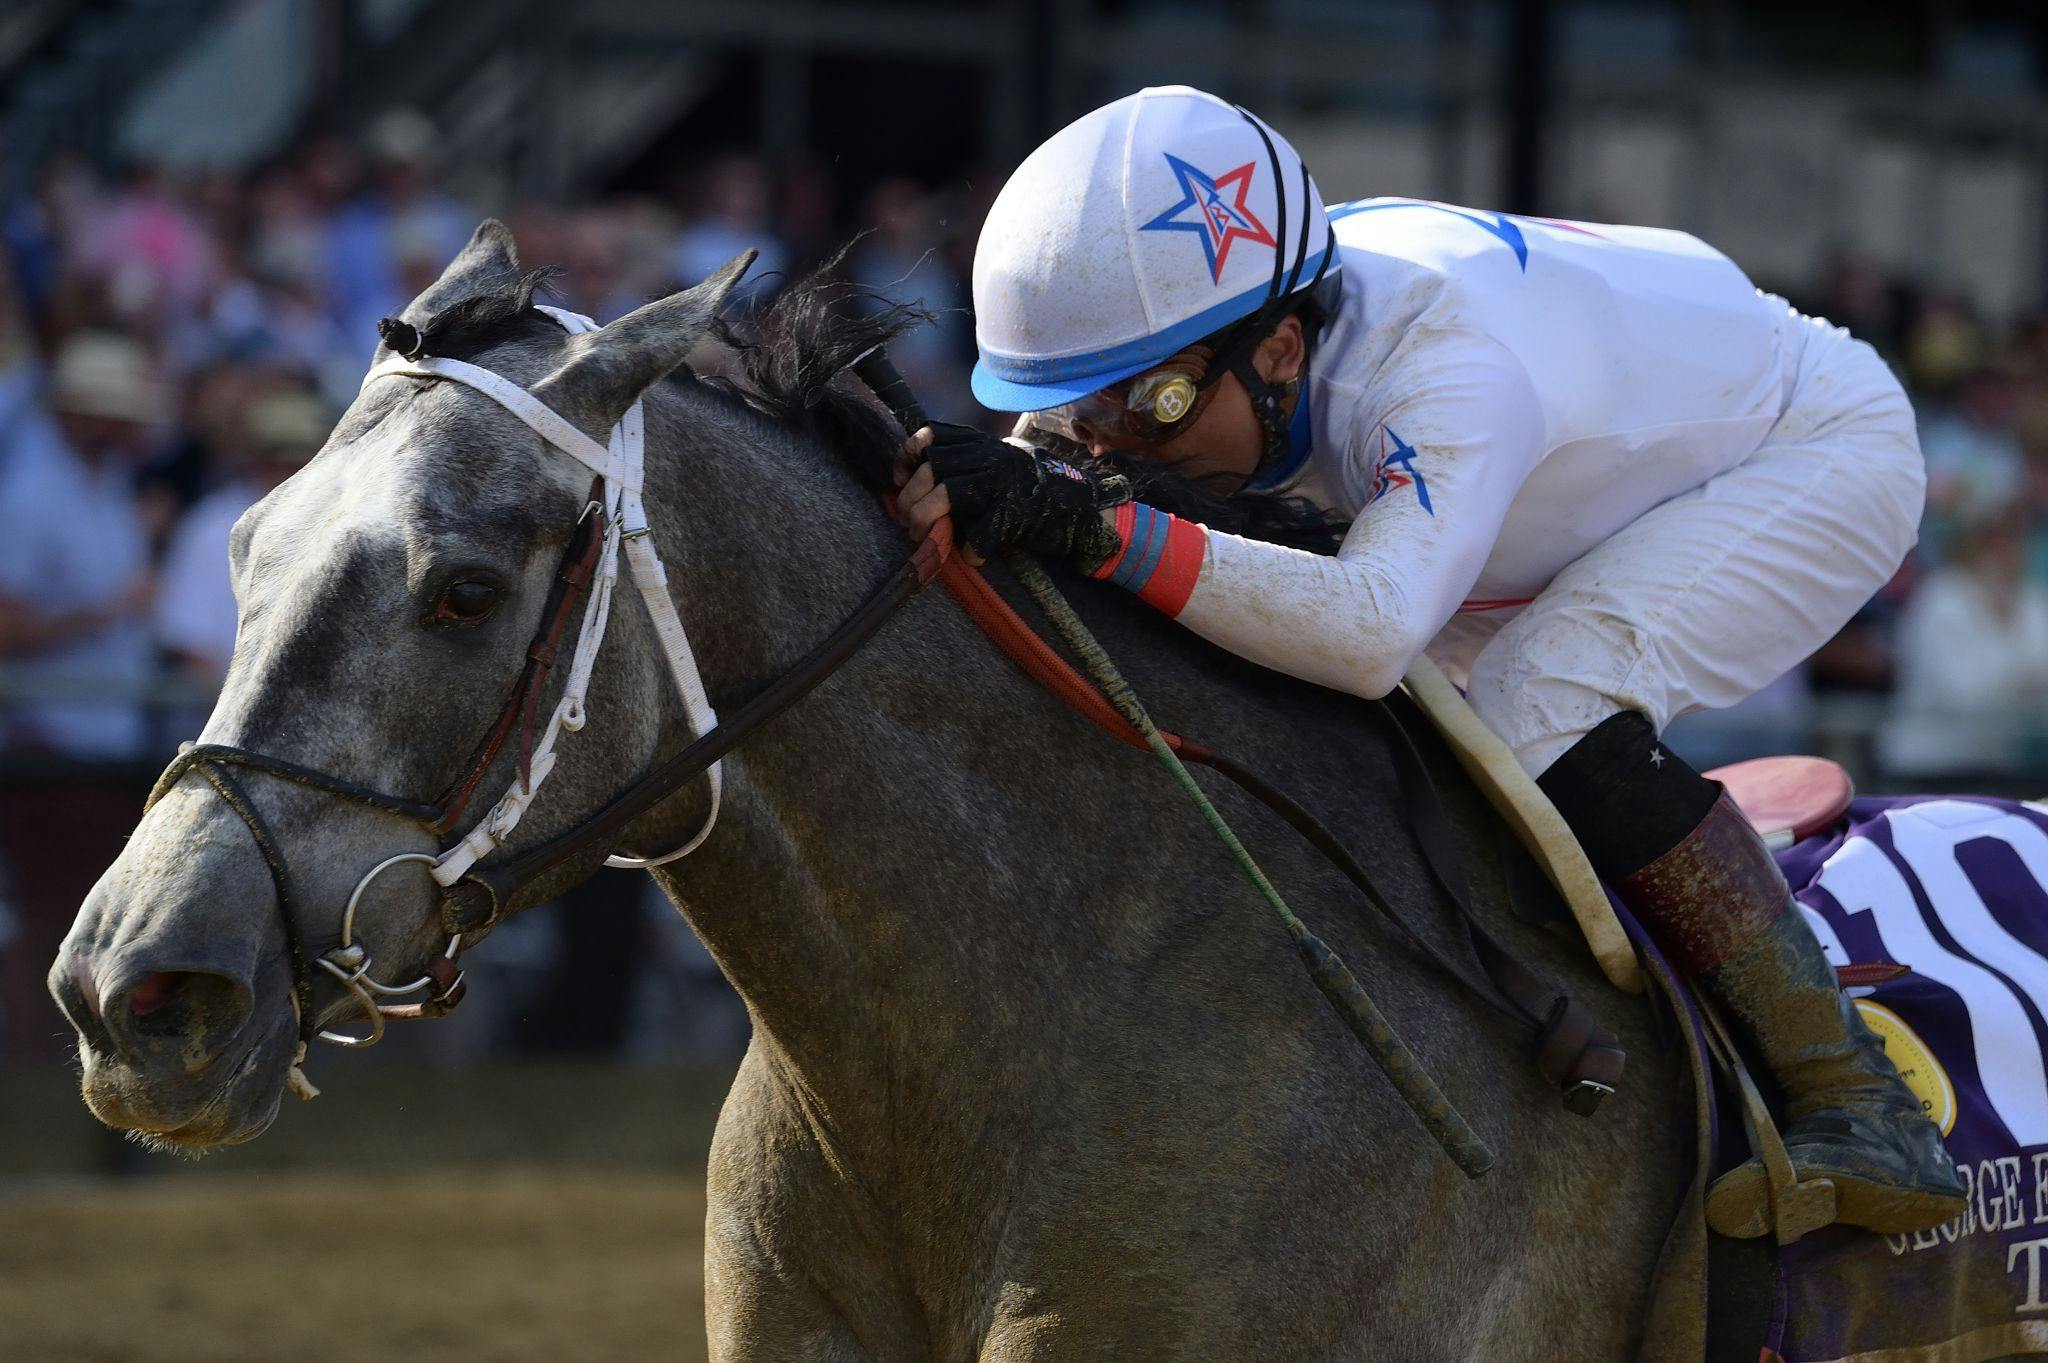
{"left": 926, "top": 422, "right": 1133, "bottom": 570}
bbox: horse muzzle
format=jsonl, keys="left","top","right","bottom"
{"left": 54, "top": 943, "right": 298, "bottom": 1148}
{"left": 76, "top": 1007, "right": 297, "bottom": 1149}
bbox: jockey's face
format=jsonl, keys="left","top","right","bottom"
{"left": 1070, "top": 314, "right": 1306, "bottom": 492}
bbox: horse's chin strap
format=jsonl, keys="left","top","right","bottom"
{"left": 363, "top": 303, "right": 722, "bottom": 894}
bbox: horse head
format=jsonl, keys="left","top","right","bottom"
{"left": 48, "top": 220, "right": 750, "bottom": 1149}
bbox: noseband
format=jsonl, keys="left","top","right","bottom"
{"left": 146, "top": 305, "right": 735, "bottom": 1078}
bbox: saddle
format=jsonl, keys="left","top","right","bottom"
{"left": 1400, "top": 657, "right": 1855, "bottom": 986}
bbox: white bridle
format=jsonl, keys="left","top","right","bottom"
{"left": 301, "top": 306, "right": 722, "bottom": 1062}
{"left": 366, "top": 304, "right": 722, "bottom": 880}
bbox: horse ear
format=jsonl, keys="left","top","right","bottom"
{"left": 397, "top": 219, "right": 523, "bottom": 327}
{"left": 531, "top": 249, "right": 757, "bottom": 437}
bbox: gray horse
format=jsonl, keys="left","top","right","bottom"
{"left": 50, "top": 223, "right": 1684, "bottom": 1360}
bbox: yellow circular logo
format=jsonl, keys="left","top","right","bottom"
{"left": 1857, "top": 1000, "right": 1957, "bottom": 1136}
{"left": 1150, "top": 375, "right": 1196, "bottom": 424}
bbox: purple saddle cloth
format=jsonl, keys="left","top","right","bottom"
{"left": 1744, "top": 794, "right": 2048, "bottom": 1361}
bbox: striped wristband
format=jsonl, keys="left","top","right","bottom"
{"left": 1089, "top": 502, "right": 1206, "bottom": 616}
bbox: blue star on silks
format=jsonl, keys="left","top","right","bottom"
{"left": 1368, "top": 425, "right": 1433, "bottom": 515}
{"left": 1140, "top": 154, "right": 1278, "bottom": 283}
{"left": 1329, "top": 198, "right": 1529, "bottom": 271}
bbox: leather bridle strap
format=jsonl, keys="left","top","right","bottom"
{"left": 431, "top": 480, "right": 608, "bottom": 834}
{"left": 435, "top": 532, "right": 953, "bottom": 933}
{"left": 367, "top": 303, "right": 728, "bottom": 885}
{"left": 140, "top": 475, "right": 610, "bottom": 1047}
{"left": 145, "top": 743, "right": 448, "bottom": 1046}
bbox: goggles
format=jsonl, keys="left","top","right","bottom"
{"left": 1035, "top": 346, "right": 1220, "bottom": 449}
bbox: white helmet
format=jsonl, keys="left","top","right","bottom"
{"left": 971, "top": 85, "right": 1337, "bottom": 414}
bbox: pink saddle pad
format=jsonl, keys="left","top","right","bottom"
{"left": 1703, "top": 755, "right": 1854, "bottom": 849}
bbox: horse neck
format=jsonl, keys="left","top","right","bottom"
{"left": 631, "top": 388, "right": 1166, "bottom": 1167}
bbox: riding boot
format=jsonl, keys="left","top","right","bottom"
{"left": 1620, "top": 796, "right": 1965, "bottom": 1238}
{"left": 1539, "top": 712, "right": 1964, "bottom": 1242}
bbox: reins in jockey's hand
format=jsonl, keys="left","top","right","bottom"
{"left": 923, "top": 422, "right": 1132, "bottom": 567}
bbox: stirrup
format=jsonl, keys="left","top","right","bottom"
{"left": 1699, "top": 996, "right": 1838, "bottom": 1245}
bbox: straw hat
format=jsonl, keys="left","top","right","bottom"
{"left": 47, "top": 332, "right": 168, "bottom": 424}
{"left": 245, "top": 387, "right": 332, "bottom": 464}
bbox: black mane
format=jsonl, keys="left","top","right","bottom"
{"left": 707, "top": 258, "right": 925, "bottom": 494}
{"left": 410, "top": 267, "right": 565, "bottom": 360}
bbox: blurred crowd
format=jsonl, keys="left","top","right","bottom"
{"left": 0, "top": 112, "right": 992, "bottom": 769}
{"left": 6, "top": 119, "right": 2046, "bottom": 785}
{"left": 8, "top": 112, "right": 2048, "bottom": 1062}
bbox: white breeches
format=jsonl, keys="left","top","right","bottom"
{"left": 1441, "top": 312, "right": 1926, "bottom": 776}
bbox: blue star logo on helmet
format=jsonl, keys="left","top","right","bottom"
{"left": 1140, "top": 154, "right": 1278, "bottom": 284}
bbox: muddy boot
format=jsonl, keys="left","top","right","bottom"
{"left": 1695, "top": 904, "right": 1964, "bottom": 1238}
{"left": 1539, "top": 712, "right": 1963, "bottom": 1242}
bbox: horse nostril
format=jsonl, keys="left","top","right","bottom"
{"left": 112, "top": 969, "right": 251, "bottom": 1045}
{"left": 128, "top": 971, "right": 190, "bottom": 1017}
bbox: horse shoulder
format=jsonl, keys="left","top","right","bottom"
{"left": 705, "top": 1042, "right": 928, "bottom": 1362}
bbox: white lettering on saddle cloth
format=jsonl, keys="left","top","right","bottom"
{"left": 1812, "top": 805, "right": 2048, "bottom": 1148}
{"left": 2011, "top": 1237, "right": 2048, "bottom": 1314}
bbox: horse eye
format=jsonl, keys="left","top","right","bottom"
{"left": 434, "top": 581, "right": 499, "bottom": 623}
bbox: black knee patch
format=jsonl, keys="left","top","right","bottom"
{"left": 1536, "top": 711, "right": 1722, "bottom": 879}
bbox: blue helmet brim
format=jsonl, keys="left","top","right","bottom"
{"left": 969, "top": 354, "right": 1161, "bottom": 414}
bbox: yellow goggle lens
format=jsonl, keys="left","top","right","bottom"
{"left": 1131, "top": 372, "right": 1198, "bottom": 425}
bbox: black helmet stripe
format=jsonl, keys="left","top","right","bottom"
{"left": 1284, "top": 157, "right": 1315, "bottom": 297}
{"left": 1233, "top": 103, "right": 1288, "bottom": 306}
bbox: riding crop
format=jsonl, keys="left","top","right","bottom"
{"left": 852, "top": 349, "right": 1497, "bottom": 1179}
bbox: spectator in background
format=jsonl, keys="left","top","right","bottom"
{"left": 774, "top": 154, "right": 838, "bottom": 269}
{"left": 849, "top": 177, "right": 973, "bottom": 422}
{"left": 3, "top": 155, "right": 97, "bottom": 324}
{"left": 136, "top": 360, "right": 268, "bottom": 519}
{"left": 155, "top": 382, "right": 329, "bottom": 684}
{"left": 1918, "top": 360, "right": 2025, "bottom": 554}
{"left": 0, "top": 263, "right": 55, "bottom": 467}
{"left": 561, "top": 204, "right": 676, "bottom": 323}
{"left": 326, "top": 109, "right": 472, "bottom": 346}
{"left": 672, "top": 154, "right": 788, "bottom": 311}
{"left": 67, "top": 161, "right": 219, "bottom": 338}
{"left": 1904, "top": 295, "right": 1986, "bottom": 399}
{"left": 1881, "top": 507, "right": 2048, "bottom": 782}
{"left": 1819, "top": 252, "right": 1905, "bottom": 361}
{"left": 0, "top": 333, "right": 163, "bottom": 761}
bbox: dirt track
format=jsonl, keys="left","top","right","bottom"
{"left": 0, "top": 1165, "right": 710, "bottom": 1363}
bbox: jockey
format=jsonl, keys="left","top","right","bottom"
{"left": 894, "top": 85, "right": 1965, "bottom": 1240}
